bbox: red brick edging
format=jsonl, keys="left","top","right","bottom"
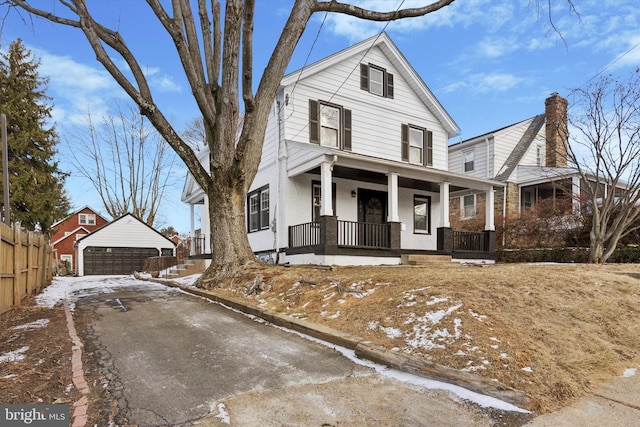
{"left": 63, "top": 300, "right": 90, "bottom": 427}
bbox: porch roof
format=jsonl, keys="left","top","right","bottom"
{"left": 286, "top": 140, "right": 503, "bottom": 192}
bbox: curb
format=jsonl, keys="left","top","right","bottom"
{"left": 149, "top": 277, "right": 532, "bottom": 410}
{"left": 63, "top": 300, "right": 90, "bottom": 427}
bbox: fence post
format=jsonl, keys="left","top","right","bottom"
{"left": 13, "top": 225, "right": 21, "bottom": 306}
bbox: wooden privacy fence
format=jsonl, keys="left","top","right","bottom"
{"left": 1, "top": 222, "right": 52, "bottom": 314}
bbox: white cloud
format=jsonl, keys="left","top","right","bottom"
{"left": 441, "top": 72, "right": 526, "bottom": 95}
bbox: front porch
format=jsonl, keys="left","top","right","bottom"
{"left": 287, "top": 215, "right": 495, "bottom": 261}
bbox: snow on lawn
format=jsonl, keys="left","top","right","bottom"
{"left": 0, "top": 346, "right": 29, "bottom": 364}
{"left": 36, "top": 275, "right": 168, "bottom": 310}
{"left": 10, "top": 319, "right": 50, "bottom": 330}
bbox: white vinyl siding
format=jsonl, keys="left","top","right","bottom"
{"left": 281, "top": 46, "right": 449, "bottom": 171}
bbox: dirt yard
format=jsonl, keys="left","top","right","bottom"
{"left": 1, "top": 262, "right": 639, "bottom": 421}
{"left": 203, "top": 262, "right": 640, "bottom": 414}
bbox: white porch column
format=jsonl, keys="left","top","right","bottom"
{"left": 572, "top": 175, "right": 581, "bottom": 214}
{"left": 320, "top": 161, "right": 334, "bottom": 216}
{"left": 387, "top": 172, "right": 399, "bottom": 222}
{"left": 485, "top": 188, "right": 495, "bottom": 231}
{"left": 440, "top": 181, "right": 450, "bottom": 228}
{"left": 189, "top": 203, "right": 195, "bottom": 254}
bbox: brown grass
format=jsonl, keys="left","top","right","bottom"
{"left": 208, "top": 263, "right": 640, "bottom": 414}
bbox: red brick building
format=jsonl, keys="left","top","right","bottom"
{"left": 51, "top": 206, "right": 109, "bottom": 272}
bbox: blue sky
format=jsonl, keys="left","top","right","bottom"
{"left": 2, "top": 0, "right": 639, "bottom": 233}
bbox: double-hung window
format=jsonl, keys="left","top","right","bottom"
{"left": 413, "top": 196, "right": 431, "bottom": 234}
{"left": 312, "top": 181, "right": 336, "bottom": 221}
{"left": 401, "top": 124, "right": 432, "bottom": 166}
{"left": 462, "top": 194, "right": 476, "bottom": 219}
{"left": 309, "top": 100, "right": 352, "bottom": 150}
{"left": 360, "top": 63, "right": 394, "bottom": 98}
{"left": 79, "top": 213, "right": 96, "bottom": 225}
{"left": 248, "top": 186, "right": 269, "bottom": 232}
{"left": 464, "top": 150, "right": 475, "bottom": 172}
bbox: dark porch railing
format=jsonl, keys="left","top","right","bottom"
{"left": 338, "top": 220, "right": 390, "bottom": 249}
{"left": 453, "top": 230, "right": 489, "bottom": 252}
{"left": 288, "top": 222, "right": 321, "bottom": 248}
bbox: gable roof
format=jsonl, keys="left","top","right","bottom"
{"left": 494, "top": 114, "right": 546, "bottom": 181}
{"left": 51, "top": 205, "right": 110, "bottom": 229}
{"left": 280, "top": 32, "right": 460, "bottom": 139}
{"left": 51, "top": 226, "right": 91, "bottom": 246}
{"left": 75, "top": 213, "right": 176, "bottom": 247}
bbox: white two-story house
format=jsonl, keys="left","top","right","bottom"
{"left": 182, "top": 33, "right": 503, "bottom": 265}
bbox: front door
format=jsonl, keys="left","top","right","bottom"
{"left": 357, "top": 189, "right": 387, "bottom": 246}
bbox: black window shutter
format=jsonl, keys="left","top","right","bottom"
{"left": 401, "top": 124, "right": 409, "bottom": 161}
{"left": 343, "top": 109, "right": 352, "bottom": 151}
{"left": 425, "top": 130, "right": 433, "bottom": 166}
{"left": 309, "top": 99, "right": 319, "bottom": 144}
{"left": 360, "top": 64, "right": 369, "bottom": 91}
{"left": 386, "top": 73, "right": 394, "bottom": 99}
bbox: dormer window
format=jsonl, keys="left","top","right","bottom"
{"left": 79, "top": 213, "right": 96, "bottom": 225}
{"left": 360, "top": 63, "right": 394, "bottom": 98}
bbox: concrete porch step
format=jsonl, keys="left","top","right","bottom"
{"left": 401, "top": 254, "right": 453, "bottom": 265}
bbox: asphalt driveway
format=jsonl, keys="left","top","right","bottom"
{"left": 73, "top": 280, "right": 519, "bottom": 426}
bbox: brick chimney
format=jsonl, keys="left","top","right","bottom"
{"left": 545, "top": 92, "right": 568, "bottom": 168}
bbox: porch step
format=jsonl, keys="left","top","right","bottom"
{"left": 166, "top": 259, "right": 208, "bottom": 278}
{"left": 401, "top": 254, "right": 453, "bottom": 266}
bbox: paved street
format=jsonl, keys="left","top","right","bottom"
{"left": 75, "top": 282, "right": 518, "bottom": 426}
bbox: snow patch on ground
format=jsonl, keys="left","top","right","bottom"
{"left": 11, "top": 319, "right": 50, "bottom": 330}
{"left": 36, "top": 275, "right": 168, "bottom": 310}
{"left": 0, "top": 346, "right": 29, "bottom": 364}
{"left": 623, "top": 368, "right": 636, "bottom": 378}
{"left": 214, "top": 403, "right": 230, "bottom": 424}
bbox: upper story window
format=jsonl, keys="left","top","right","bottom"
{"left": 309, "top": 100, "right": 352, "bottom": 150}
{"left": 464, "top": 150, "right": 475, "bottom": 172}
{"left": 78, "top": 213, "right": 96, "bottom": 225}
{"left": 360, "top": 63, "right": 394, "bottom": 98}
{"left": 401, "top": 124, "right": 433, "bottom": 166}
{"left": 248, "top": 186, "right": 269, "bottom": 232}
{"left": 536, "top": 145, "right": 543, "bottom": 166}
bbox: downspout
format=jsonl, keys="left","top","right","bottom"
{"left": 274, "top": 97, "right": 282, "bottom": 264}
{"left": 502, "top": 185, "right": 507, "bottom": 247}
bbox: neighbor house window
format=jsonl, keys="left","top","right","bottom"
{"left": 413, "top": 196, "right": 431, "bottom": 234}
{"left": 523, "top": 189, "right": 534, "bottom": 209}
{"left": 464, "top": 150, "right": 475, "bottom": 172}
{"left": 78, "top": 213, "right": 96, "bottom": 225}
{"left": 248, "top": 186, "right": 269, "bottom": 232}
{"left": 309, "top": 100, "right": 352, "bottom": 150}
{"left": 401, "top": 124, "right": 432, "bottom": 166}
{"left": 360, "top": 63, "right": 394, "bottom": 98}
{"left": 462, "top": 194, "right": 476, "bottom": 219}
{"left": 536, "top": 145, "right": 543, "bottom": 166}
{"left": 312, "top": 181, "right": 336, "bottom": 221}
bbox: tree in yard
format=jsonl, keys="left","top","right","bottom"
{"left": 7, "top": 0, "right": 575, "bottom": 281}
{"left": 565, "top": 71, "right": 640, "bottom": 263}
{"left": 0, "top": 38, "right": 70, "bottom": 233}
{"left": 67, "top": 102, "right": 176, "bottom": 227}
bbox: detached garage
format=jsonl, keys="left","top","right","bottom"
{"left": 75, "top": 213, "right": 176, "bottom": 276}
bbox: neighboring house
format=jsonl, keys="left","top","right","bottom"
{"left": 182, "top": 33, "right": 503, "bottom": 266}
{"left": 75, "top": 213, "right": 176, "bottom": 276}
{"left": 448, "top": 93, "right": 583, "bottom": 228}
{"left": 50, "top": 206, "right": 110, "bottom": 271}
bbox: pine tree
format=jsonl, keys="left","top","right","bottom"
{"left": 0, "top": 39, "right": 70, "bottom": 233}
